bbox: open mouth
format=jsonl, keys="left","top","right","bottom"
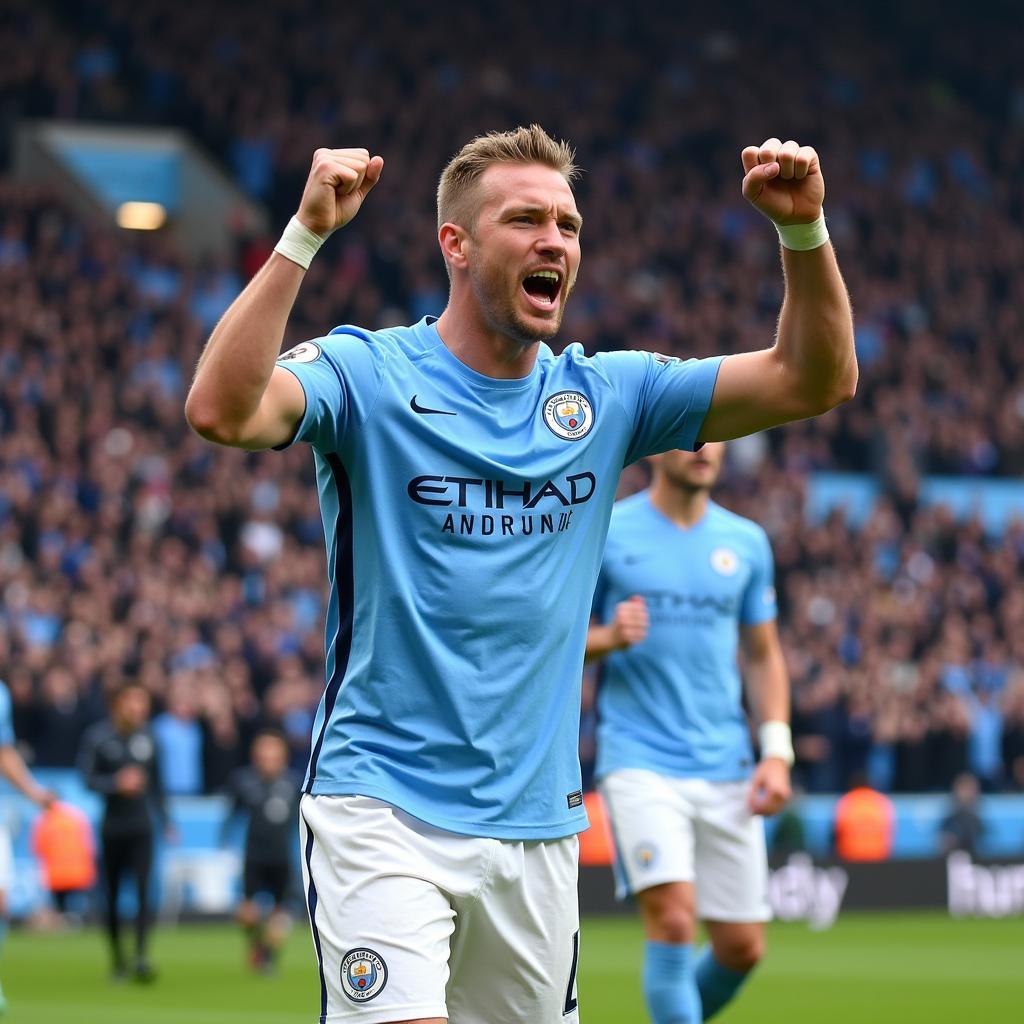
{"left": 521, "top": 269, "right": 562, "bottom": 309}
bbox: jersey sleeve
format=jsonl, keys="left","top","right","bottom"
{"left": 740, "top": 528, "right": 778, "bottom": 626}
{"left": 274, "top": 328, "right": 385, "bottom": 452}
{"left": 599, "top": 351, "right": 723, "bottom": 464}
{"left": 0, "top": 683, "right": 14, "bottom": 747}
{"left": 78, "top": 726, "right": 119, "bottom": 794}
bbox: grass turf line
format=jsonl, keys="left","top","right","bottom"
{"left": 3, "top": 913, "right": 1022, "bottom": 1023}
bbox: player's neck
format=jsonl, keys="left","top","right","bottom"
{"left": 649, "top": 482, "right": 710, "bottom": 528}
{"left": 436, "top": 298, "right": 540, "bottom": 380}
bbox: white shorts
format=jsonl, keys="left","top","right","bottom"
{"left": 0, "top": 825, "right": 11, "bottom": 891}
{"left": 299, "top": 794, "right": 581, "bottom": 1024}
{"left": 599, "top": 769, "right": 771, "bottom": 923}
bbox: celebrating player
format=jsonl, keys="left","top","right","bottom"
{"left": 185, "top": 127, "right": 854, "bottom": 1022}
{"left": 221, "top": 729, "right": 300, "bottom": 973}
{"left": 78, "top": 683, "right": 169, "bottom": 983}
{"left": 0, "top": 678, "right": 55, "bottom": 1013}
{"left": 587, "top": 443, "right": 791, "bottom": 1023}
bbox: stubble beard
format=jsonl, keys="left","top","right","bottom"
{"left": 469, "top": 257, "right": 565, "bottom": 346}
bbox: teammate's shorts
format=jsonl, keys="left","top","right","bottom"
{"left": 0, "top": 824, "right": 12, "bottom": 891}
{"left": 299, "top": 794, "right": 581, "bottom": 1024}
{"left": 599, "top": 769, "right": 771, "bottom": 922}
{"left": 244, "top": 859, "right": 291, "bottom": 903}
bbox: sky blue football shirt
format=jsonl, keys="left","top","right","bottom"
{"left": 593, "top": 492, "right": 777, "bottom": 782}
{"left": 276, "top": 317, "right": 721, "bottom": 839}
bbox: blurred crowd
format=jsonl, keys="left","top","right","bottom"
{"left": 2, "top": 0, "right": 1024, "bottom": 793}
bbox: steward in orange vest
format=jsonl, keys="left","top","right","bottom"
{"left": 834, "top": 781, "right": 895, "bottom": 862}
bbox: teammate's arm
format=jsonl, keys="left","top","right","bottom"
{"left": 0, "top": 744, "right": 54, "bottom": 807}
{"left": 585, "top": 595, "right": 649, "bottom": 664}
{"left": 741, "top": 619, "right": 793, "bottom": 815}
{"left": 698, "top": 138, "right": 857, "bottom": 442}
{"left": 184, "top": 149, "right": 384, "bottom": 450}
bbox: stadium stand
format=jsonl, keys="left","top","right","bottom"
{"left": 1, "top": 0, "right": 1023, "bottom": 807}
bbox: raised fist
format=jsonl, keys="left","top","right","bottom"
{"left": 741, "top": 138, "right": 823, "bottom": 226}
{"left": 296, "top": 148, "right": 385, "bottom": 237}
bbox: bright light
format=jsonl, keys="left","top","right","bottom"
{"left": 116, "top": 201, "right": 167, "bottom": 230}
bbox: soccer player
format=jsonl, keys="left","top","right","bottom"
{"left": 587, "top": 443, "right": 791, "bottom": 1023}
{"left": 0, "top": 678, "right": 55, "bottom": 1013}
{"left": 78, "top": 683, "right": 169, "bottom": 982}
{"left": 221, "top": 729, "right": 300, "bottom": 973}
{"left": 185, "top": 127, "right": 855, "bottom": 1022}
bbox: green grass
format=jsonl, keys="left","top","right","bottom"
{"left": 3, "top": 913, "right": 1022, "bottom": 1022}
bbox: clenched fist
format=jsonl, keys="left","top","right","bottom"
{"left": 747, "top": 757, "right": 792, "bottom": 816}
{"left": 296, "top": 148, "right": 384, "bottom": 237}
{"left": 741, "top": 137, "right": 823, "bottom": 226}
{"left": 610, "top": 595, "right": 649, "bottom": 651}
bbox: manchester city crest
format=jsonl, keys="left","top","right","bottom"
{"left": 710, "top": 547, "right": 740, "bottom": 577}
{"left": 341, "top": 947, "right": 388, "bottom": 1002}
{"left": 633, "top": 842, "right": 659, "bottom": 870}
{"left": 542, "top": 391, "right": 594, "bottom": 441}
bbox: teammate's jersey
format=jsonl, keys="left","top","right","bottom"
{"left": 0, "top": 681, "right": 13, "bottom": 747}
{"left": 224, "top": 767, "right": 301, "bottom": 865}
{"left": 276, "top": 316, "right": 721, "bottom": 839}
{"left": 593, "top": 492, "right": 777, "bottom": 781}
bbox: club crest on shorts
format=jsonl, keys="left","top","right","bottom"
{"left": 543, "top": 391, "right": 594, "bottom": 441}
{"left": 277, "top": 341, "right": 322, "bottom": 364}
{"left": 710, "top": 547, "right": 740, "bottom": 577}
{"left": 341, "top": 948, "right": 388, "bottom": 1002}
{"left": 633, "top": 842, "right": 658, "bottom": 870}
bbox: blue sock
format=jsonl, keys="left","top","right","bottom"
{"left": 695, "top": 946, "right": 750, "bottom": 1020}
{"left": 643, "top": 941, "right": 702, "bottom": 1024}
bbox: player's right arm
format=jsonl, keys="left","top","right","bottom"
{"left": 585, "top": 595, "right": 649, "bottom": 663}
{"left": 184, "top": 148, "right": 384, "bottom": 450}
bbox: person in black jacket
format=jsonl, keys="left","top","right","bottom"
{"left": 78, "top": 683, "right": 169, "bottom": 982}
{"left": 221, "top": 729, "right": 299, "bottom": 973}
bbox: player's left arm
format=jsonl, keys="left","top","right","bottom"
{"left": 0, "top": 744, "right": 56, "bottom": 807}
{"left": 741, "top": 619, "right": 793, "bottom": 816}
{"left": 698, "top": 138, "right": 857, "bottom": 442}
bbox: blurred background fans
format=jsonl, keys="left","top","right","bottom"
{"left": 0, "top": 0, "right": 1022, "bottom": 1017}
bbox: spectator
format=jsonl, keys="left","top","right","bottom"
{"left": 151, "top": 673, "right": 203, "bottom": 796}
{"left": 938, "top": 772, "right": 985, "bottom": 856}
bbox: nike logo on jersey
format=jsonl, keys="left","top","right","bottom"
{"left": 410, "top": 395, "right": 456, "bottom": 416}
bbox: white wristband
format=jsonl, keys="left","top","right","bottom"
{"left": 273, "top": 216, "right": 325, "bottom": 270}
{"left": 759, "top": 721, "right": 795, "bottom": 766}
{"left": 775, "top": 212, "right": 829, "bottom": 252}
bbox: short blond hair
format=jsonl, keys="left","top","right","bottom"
{"left": 437, "top": 124, "right": 579, "bottom": 232}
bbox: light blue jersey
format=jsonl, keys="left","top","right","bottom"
{"left": 0, "top": 680, "right": 14, "bottom": 747}
{"left": 276, "top": 317, "right": 721, "bottom": 839}
{"left": 594, "top": 492, "right": 777, "bottom": 782}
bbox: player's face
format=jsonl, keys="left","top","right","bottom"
{"left": 652, "top": 443, "right": 726, "bottom": 491}
{"left": 465, "top": 162, "right": 582, "bottom": 345}
{"left": 253, "top": 735, "right": 288, "bottom": 777}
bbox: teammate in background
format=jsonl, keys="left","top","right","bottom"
{"left": 185, "top": 126, "right": 855, "bottom": 1022}
{"left": 587, "top": 443, "right": 791, "bottom": 1024}
{"left": 0, "top": 679, "right": 55, "bottom": 1014}
{"left": 221, "top": 730, "right": 300, "bottom": 973}
{"left": 78, "top": 684, "right": 169, "bottom": 983}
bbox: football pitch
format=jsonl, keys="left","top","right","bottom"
{"left": 3, "top": 913, "right": 1021, "bottom": 1023}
